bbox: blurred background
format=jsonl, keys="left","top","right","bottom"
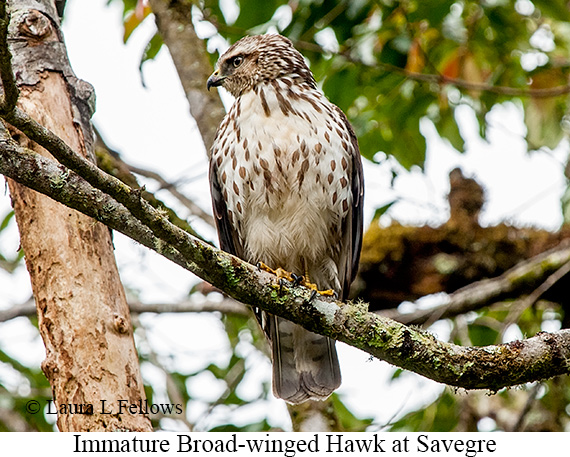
{"left": 1, "top": 0, "right": 569, "bottom": 431}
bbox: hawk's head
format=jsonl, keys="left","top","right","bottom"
{"left": 207, "top": 34, "right": 315, "bottom": 97}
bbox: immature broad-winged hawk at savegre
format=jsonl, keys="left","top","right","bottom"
{"left": 207, "top": 34, "right": 364, "bottom": 404}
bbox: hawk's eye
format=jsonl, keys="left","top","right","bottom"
{"left": 231, "top": 56, "right": 243, "bottom": 68}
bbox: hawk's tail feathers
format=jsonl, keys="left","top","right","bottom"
{"left": 270, "top": 316, "right": 341, "bottom": 404}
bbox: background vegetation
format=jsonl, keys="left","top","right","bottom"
{"left": 1, "top": 0, "right": 569, "bottom": 431}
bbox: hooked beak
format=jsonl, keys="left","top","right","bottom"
{"left": 207, "top": 69, "right": 224, "bottom": 91}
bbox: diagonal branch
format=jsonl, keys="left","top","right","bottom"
{"left": 93, "top": 130, "right": 212, "bottom": 237}
{"left": 1, "top": 132, "right": 568, "bottom": 392}
{"left": 0, "top": 1, "right": 17, "bottom": 113}
{"left": 0, "top": 1, "right": 206, "bottom": 259}
{"left": 148, "top": 0, "right": 226, "bottom": 154}
{"left": 382, "top": 241, "right": 570, "bottom": 326}
{"left": 0, "top": 0, "right": 568, "bottom": 395}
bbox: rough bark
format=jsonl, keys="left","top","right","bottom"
{"left": 381, "top": 240, "right": 570, "bottom": 326}
{"left": 2, "top": 0, "right": 569, "bottom": 431}
{"left": 2, "top": 138, "right": 569, "bottom": 392}
{"left": 3, "top": 0, "right": 151, "bottom": 431}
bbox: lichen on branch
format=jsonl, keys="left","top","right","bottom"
{"left": 1, "top": 132, "right": 568, "bottom": 392}
{"left": 0, "top": 0, "right": 568, "bottom": 397}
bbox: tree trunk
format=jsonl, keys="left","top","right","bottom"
{"left": 5, "top": 0, "right": 151, "bottom": 431}
{"left": 148, "top": 0, "right": 225, "bottom": 153}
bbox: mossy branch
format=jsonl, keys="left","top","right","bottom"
{"left": 0, "top": 0, "right": 568, "bottom": 392}
{"left": 93, "top": 137, "right": 209, "bottom": 242}
{"left": 383, "top": 241, "right": 570, "bottom": 326}
{"left": 1, "top": 131, "right": 569, "bottom": 391}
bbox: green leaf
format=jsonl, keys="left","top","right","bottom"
{"left": 140, "top": 32, "right": 164, "bottom": 66}
{"left": 433, "top": 108, "right": 465, "bottom": 152}
{"left": 524, "top": 95, "right": 567, "bottom": 150}
{"left": 532, "top": 0, "right": 570, "bottom": 21}
{"left": 407, "top": 0, "right": 454, "bottom": 26}
{"left": 468, "top": 323, "right": 499, "bottom": 347}
{"left": 138, "top": 32, "right": 164, "bottom": 86}
{"left": 233, "top": 0, "right": 287, "bottom": 31}
{"left": 372, "top": 200, "right": 397, "bottom": 220}
{"left": 0, "top": 210, "right": 14, "bottom": 232}
{"left": 123, "top": 4, "right": 152, "bottom": 43}
{"left": 389, "top": 389, "right": 458, "bottom": 432}
{"left": 390, "top": 367, "right": 404, "bottom": 381}
{"left": 322, "top": 66, "right": 360, "bottom": 113}
{"left": 330, "top": 393, "right": 373, "bottom": 432}
{"left": 204, "top": 362, "right": 228, "bottom": 380}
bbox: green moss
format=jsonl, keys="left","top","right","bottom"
{"left": 49, "top": 169, "right": 70, "bottom": 188}
{"left": 360, "top": 221, "right": 418, "bottom": 264}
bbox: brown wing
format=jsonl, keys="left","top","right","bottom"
{"left": 335, "top": 106, "right": 364, "bottom": 301}
{"left": 209, "top": 159, "right": 244, "bottom": 258}
{"left": 210, "top": 158, "right": 269, "bottom": 334}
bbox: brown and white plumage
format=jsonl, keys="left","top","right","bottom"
{"left": 207, "top": 34, "right": 363, "bottom": 404}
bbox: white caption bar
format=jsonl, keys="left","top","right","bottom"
{"left": 2, "top": 432, "right": 561, "bottom": 455}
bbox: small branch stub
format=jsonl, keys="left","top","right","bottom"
{"left": 113, "top": 313, "right": 129, "bottom": 335}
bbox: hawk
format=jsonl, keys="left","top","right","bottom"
{"left": 207, "top": 34, "right": 363, "bottom": 404}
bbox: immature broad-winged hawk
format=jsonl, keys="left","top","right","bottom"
{"left": 207, "top": 34, "right": 364, "bottom": 404}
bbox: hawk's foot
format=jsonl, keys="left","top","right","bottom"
{"left": 297, "top": 271, "right": 337, "bottom": 297}
{"left": 301, "top": 280, "right": 337, "bottom": 297}
{"left": 257, "top": 262, "right": 337, "bottom": 297}
{"left": 257, "top": 262, "right": 296, "bottom": 282}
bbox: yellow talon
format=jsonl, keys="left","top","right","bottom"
{"left": 258, "top": 262, "right": 336, "bottom": 296}
{"left": 258, "top": 262, "right": 295, "bottom": 282}
{"left": 303, "top": 281, "right": 336, "bottom": 296}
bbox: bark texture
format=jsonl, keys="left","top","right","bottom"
{"left": 5, "top": 0, "right": 151, "bottom": 431}
{"left": 2, "top": 139, "right": 569, "bottom": 392}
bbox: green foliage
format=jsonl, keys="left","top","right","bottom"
{"left": 0, "top": 348, "right": 53, "bottom": 432}
{"left": 0, "top": 211, "right": 24, "bottom": 273}
{"left": 111, "top": 0, "right": 570, "bottom": 168}
{"left": 329, "top": 393, "right": 374, "bottom": 431}
{"left": 139, "top": 31, "right": 164, "bottom": 86}
{"left": 372, "top": 200, "right": 397, "bottom": 221}
{"left": 197, "top": 0, "right": 570, "bottom": 169}
{"left": 389, "top": 389, "right": 459, "bottom": 432}
{"left": 0, "top": 210, "right": 14, "bottom": 232}
{"left": 22, "top": 0, "right": 567, "bottom": 433}
{"left": 232, "top": 0, "right": 288, "bottom": 32}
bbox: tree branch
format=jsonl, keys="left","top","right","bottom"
{"left": 201, "top": 10, "right": 570, "bottom": 100}
{"left": 125, "top": 163, "right": 214, "bottom": 228}
{"left": 0, "top": 0, "right": 18, "bottom": 113}
{"left": 382, "top": 241, "right": 570, "bottom": 326}
{"left": 0, "top": 296, "right": 249, "bottom": 323}
{"left": 0, "top": 7, "right": 191, "bottom": 253}
{"left": 370, "top": 61, "right": 570, "bottom": 99}
{"left": 93, "top": 130, "right": 212, "bottom": 237}
{"left": 1, "top": 0, "right": 568, "bottom": 395}
{"left": 1, "top": 134, "right": 568, "bottom": 391}
{"left": 148, "top": 0, "right": 226, "bottom": 154}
